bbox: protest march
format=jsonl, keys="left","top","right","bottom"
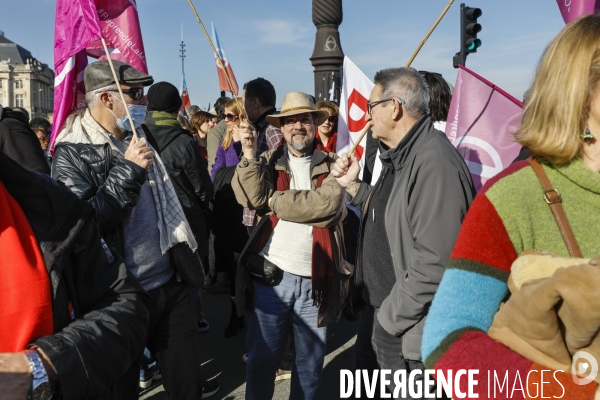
{"left": 2, "top": 0, "right": 600, "bottom": 399}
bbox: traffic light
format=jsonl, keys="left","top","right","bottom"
{"left": 453, "top": 4, "right": 482, "bottom": 68}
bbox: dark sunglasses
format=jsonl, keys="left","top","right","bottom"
{"left": 120, "top": 87, "right": 144, "bottom": 101}
{"left": 325, "top": 116, "right": 337, "bottom": 124}
{"left": 225, "top": 113, "right": 239, "bottom": 121}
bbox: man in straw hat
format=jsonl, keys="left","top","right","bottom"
{"left": 332, "top": 67, "right": 474, "bottom": 397}
{"left": 51, "top": 60, "right": 220, "bottom": 398}
{"left": 232, "top": 91, "right": 351, "bottom": 399}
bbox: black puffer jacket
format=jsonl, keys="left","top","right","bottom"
{"left": 142, "top": 112, "right": 212, "bottom": 258}
{"left": 0, "top": 106, "right": 50, "bottom": 174}
{"left": 1, "top": 152, "right": 150, "bottom": 400}
{"left": 51, "top": 141, "right": 147, "bottom": 255}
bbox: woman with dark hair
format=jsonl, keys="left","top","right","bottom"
{"left": 419, "top": 71, "right": 452, "bottom": 132}
{"left": 315, "top": 100, "right": 339, "bottom": 152}
{"left": 189, "top": 110, "right": 215, "bottom": 163}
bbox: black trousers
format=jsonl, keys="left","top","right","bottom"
{"left": 146, "top": 275, "right": 203, "bottom": 399}
{"left": 354, "top": 304, "right": 445, "bottom": 400}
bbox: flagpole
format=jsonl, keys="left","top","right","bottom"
{"left": 346, "top": 122, "right": 372, "bottom": 160}
{"left": 405, "top": 0, "right": 455, "bottom": 68}
{"left": 100, "top": 37, "right": 140, "bottom": 140}
{"left": 185, "top": 0, "right": 249, "bottom": 123}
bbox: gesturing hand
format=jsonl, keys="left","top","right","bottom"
{"left": 239, "top": 117, "right": 258, "bottom": 159}
{"left": 331, "top": 153, "right": 361, "bottom": 188}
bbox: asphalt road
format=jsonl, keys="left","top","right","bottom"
{"left": 140, "top": 281, "right": 358, "bottom": 400}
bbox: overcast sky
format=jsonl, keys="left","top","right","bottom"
{"left": 1, "top": 0, "right": 566, "bottom": 108}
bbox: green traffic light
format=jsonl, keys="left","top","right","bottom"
{"left": 467, "top": 39, "right": 482, "bottom": 51}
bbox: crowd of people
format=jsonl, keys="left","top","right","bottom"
{"left": 1, "top": 13, "right": 600, "bottom": 400}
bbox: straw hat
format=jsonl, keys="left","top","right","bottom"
{"left": 266, "top": 92, "right": 329, "bottom": 128}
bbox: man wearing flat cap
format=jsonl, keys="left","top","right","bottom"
{"left": 232, "top": 91, "right": 351, "bottom": 399}
{"left": 51, "top": 61, "right": 220, "bottom": 398}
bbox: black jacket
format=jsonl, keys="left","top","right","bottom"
{"left": 0, "top": 107, "right": 50, "bottom": 174}
{"left": 0, "top": 152, "right": 150, "bottom": 399}
{"left": 142, "top": 113, "right": 212, "bottom": 258}
{"left": 51, "top": 141, "right": 147, "bottom": 255}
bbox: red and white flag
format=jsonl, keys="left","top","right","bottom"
{"left": 337, "top": 56, "right": 374, "bottom": 179}
{"left": 180, "top": 72, "right": 191, "bottom": 112}
{"left": 211, "top": 22, "right": 239, "bottom": 95}
{"left": 445, "top": 65, "right": 524, "bottom": 191}
{"left": 51, "top": 0, "right": 148, "bottom": 152}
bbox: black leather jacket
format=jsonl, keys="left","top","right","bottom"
{"left": 51, "top": 141, "right": 147, "bottom": 255}
{"left": 0, "top": 152, "right": 149, "bottom": 399}
{"left": 142, "top": 114, "right": 212, "bottom": 258}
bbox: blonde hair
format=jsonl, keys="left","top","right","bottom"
{"left": 222, "top": 98, "right": 243, "bottom": 150}
{"left": 516, "top": 14, "right": 600, "bottom": 165}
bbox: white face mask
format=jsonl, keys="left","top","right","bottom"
{"left": 110, "top": 94, "right": 147, "bottom": 131}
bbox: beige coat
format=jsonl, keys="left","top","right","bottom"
{"left": 489, "top": 250, "right": 600, "bottom": 382}
{"left": 231, "top": 144, "right": 352, "bottom": 327}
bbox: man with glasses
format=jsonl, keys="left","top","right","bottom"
{"left": 232, "top": 92, "right": 350, "bottom": 399}
{"left": 332, "top": 67, "right": 475, "bottom": 398}
{"left": 30, "top": 117, "right": 52, "bottom": 166}
{"left": 51, "top": 60, "right": 220, "bottom": 398}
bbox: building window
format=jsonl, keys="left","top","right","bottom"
{"left": 15, "top": 94, "right": 23, "bottom": 107}
{"left": 0, "top": 80, "right": 2, "bottom": 88}
{"left": 15, "top": 80, "right": 23, "bottom": 89}
{"left": 0, "top": 93, "right": 3, "bottom": 105}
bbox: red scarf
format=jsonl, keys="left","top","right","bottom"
{"left": 248, "top": 161, "right": 335, "bottom": 306}
{"left": 0, "top": 181, "right": 53, "bottom": 351}
{"left": 316, "top": 131, "right": 337, "bottom": 153}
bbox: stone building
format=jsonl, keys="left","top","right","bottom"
{"left": 0, "top": 30, "right": 54, "bottom": 120}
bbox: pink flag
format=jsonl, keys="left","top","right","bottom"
{"left": 445, "top": 65, "right": 524, "bottom": 191}
{"left": 87, "top": 0, "right": 148, "bottom": 74}
{"left": 211, "top": 22, "right": 239, "bottom": 95}
{"left": 51, "top": 0, "right": 103, "bottom": 152}
{"left": 337, "top": 56, "right": 375, "bottom": 180}
{"left": 556, "top": 0, "right": 600, "bottom": 23}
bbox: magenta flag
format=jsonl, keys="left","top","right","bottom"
{"left": 445, "top": 66, "right": 524, "bottom": 192}
{"left": 556, "top": 0, "right": 600, "bottom": 23}
{"left": 87, "top": 0, "right": 148, "bottom": 74}
{"left": 51, "top": 0, "right": 103, "bottom": 152}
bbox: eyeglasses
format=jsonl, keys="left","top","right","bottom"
{"left": 106, "top": 87, "right": 144, "bottom": 101}
{"left": 283, "top": 116, "right": 314, "bottom": 126}
{"left": 367, "top": 97, "right": 403, "bottom": 115}
{"left": 224, "top": 113, "right": 239, "bottom": 121}
{"left": 325, "top": 116, "right": 337, "bottom": 124}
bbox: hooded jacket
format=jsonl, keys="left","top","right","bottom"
{"left": 0, "top": 152, "right": 149, "bottom": 399}
{"left": 0, "top": 106, "right": 50, "bottom": 174}
{"left": 142, "top": 111, "right": 213, "bottom": 257}
{"left": 349, "top": 116, "right": 475, "bottom": 360}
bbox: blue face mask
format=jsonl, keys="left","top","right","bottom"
{"left": 110, "top": 94, "right": 147, "bottom": 132}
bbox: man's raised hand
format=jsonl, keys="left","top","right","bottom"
{"left": 239, "top": 116, "right": 258, "bottom": 159}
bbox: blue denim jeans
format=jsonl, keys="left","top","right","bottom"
{"left": 246, "top": 271, "right": 327, "bottom": 400}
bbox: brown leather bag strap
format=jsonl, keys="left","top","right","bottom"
{"left": 527, "top": 157, "right": 583, "bottom": 258}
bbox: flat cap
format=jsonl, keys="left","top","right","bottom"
{"left": 84, "top": 60, "right": 154, "bottom": 93}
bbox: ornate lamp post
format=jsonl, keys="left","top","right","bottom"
{"left": 310, "top": 0, "right": 344, "bottom": 103}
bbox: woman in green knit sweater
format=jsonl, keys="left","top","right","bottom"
{"left": 422, "top": 14, "right": 600, "bottom": 400}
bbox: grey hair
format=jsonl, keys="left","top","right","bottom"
{"left": 85, "top": 84, "right": 119, "bottom": 108}
{"left": 374, "top": 67, "right": 430, "bottom": 119}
